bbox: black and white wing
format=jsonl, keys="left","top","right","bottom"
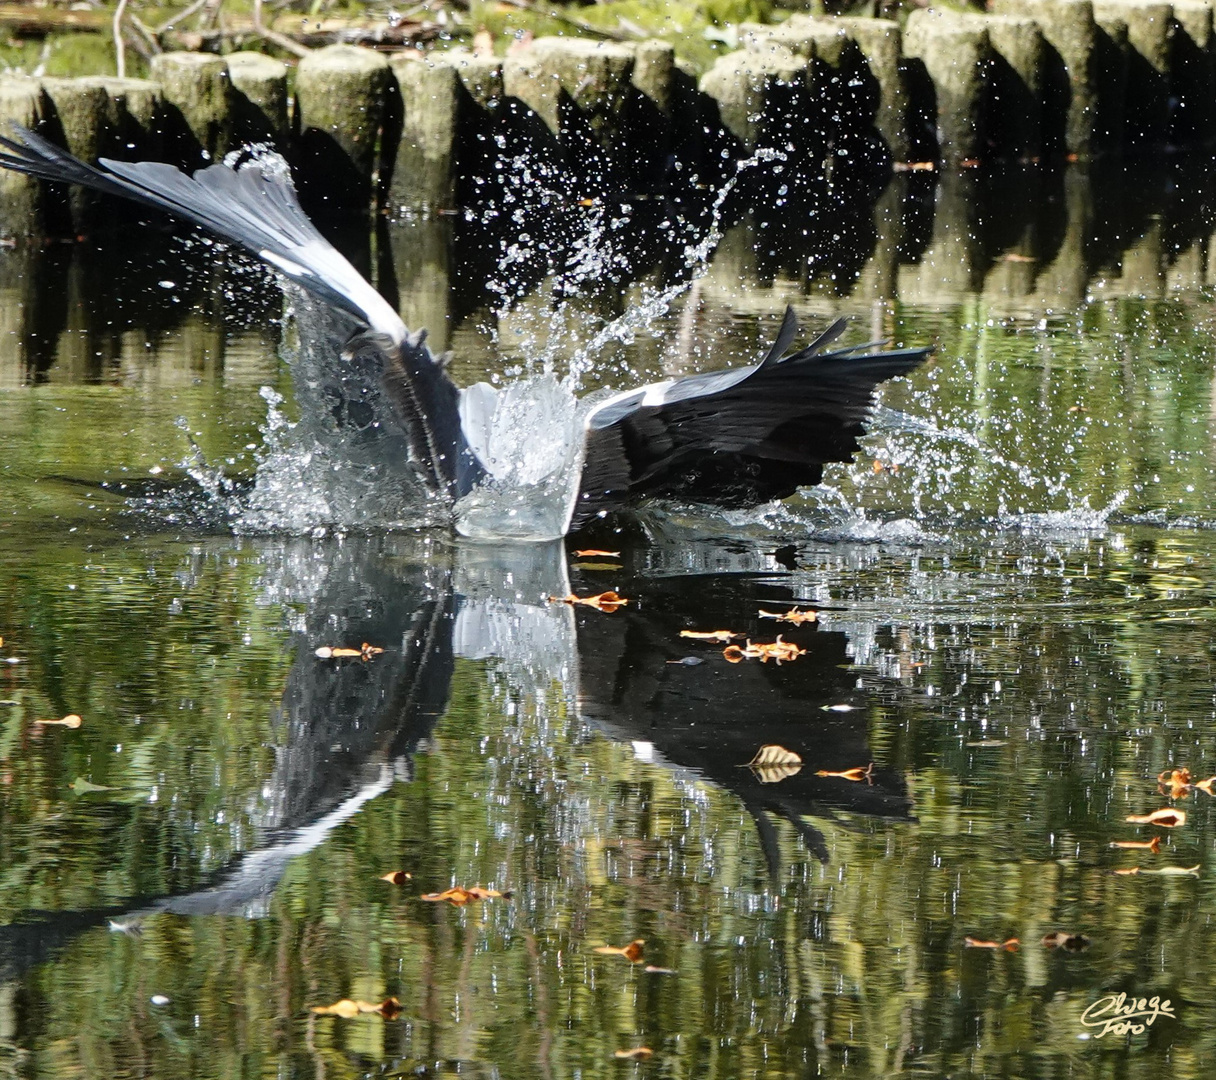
{"left": 572, "top": 307, "right": 929, "bottom": 529}
{"left": 0, "top": 126, "right": 483, "bottom": 498}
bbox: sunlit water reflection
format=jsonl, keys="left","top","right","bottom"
{"left": 1, "top": 158, "right": 1216, "bottom": 1076}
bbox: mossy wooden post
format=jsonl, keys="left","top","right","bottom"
{"left": 149, "top": 52, "right": 234, "bottom": 168}
{"left": 1170, "top": 1, "right": 1213, "bottom": 143}
{"left": 87, "top": 77, "right": 164, "bottom": 159}
{"left": 39, "top": 78, "right": 109, "bottom": 226}
{"left": 699, "top": 45, "right": 806, "bottom": 152}
{"left": 992, "top": 0, "right": 1103, "bottom": 156}
{"left": 904, "top": 10, "right": 991, "bottom": 166}
{"left": 503, "top": 38, "right": 637, "bottom": 194}
{"left": 435, "top": 50, "right": 504, "bottom": 206}
{"left": 1094, "top": 0, "right": 1171, "bottom": 147}
{"left": 226, "top": 52, "right": 289, "bottom": 146}
{"left": 388, "top": 54, "right": 459, "bottom": 212}
{"left": 0, "top": 78, "right": 44, "bottom": 235}
{"left": 295, "top": 44, "right": 391, "bottom": 217}
{"left": 981, "top": 15, "right": 1045, "bottom": 159}
{"left": 838, "top": 17, "right": 910, "bottom": 164}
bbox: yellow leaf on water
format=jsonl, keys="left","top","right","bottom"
{"left": 311, "top": 997, "right": 401, "bottom": 1018}
{"left": 33, "top": 714, "right": 82, "bottom": 729}
{"left": 614, "top": 1047, "right": 653, "bottom": 1060}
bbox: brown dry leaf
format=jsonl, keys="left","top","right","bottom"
{"left": 723, "top": 636, "right": 806, "bottom": 665}
{"left": 871, "top": 459, "right": 900, "bottom": 474}
{"left": 893, "top": 161, "right": 936, "bottom": 172}
{"left": 1126, "top": 808, "right": 1186, "bottom": 827}
{"left": 746, "top": 744, "right": 803, "bottom": 784}
{"left": 614, "top": 1048, "right": 653, "bottom": 1060}
{"left": 472, "top": 27, "right": 494, "bottom": 55}
{"left": 815, "top": 764, "right": 873, "bottom": 783}
{"left": 964, "top": 937, "right": 1019, "bottom": 951}
{"left": 379, "top": 871, "right": 412, "bottom": 885}
{"left": 679, "top": 629, "right": 742, "bottom": 642}
{"left": 1041, "top": 931, "right": 1090, "bottom": 951}
{"left": 420, "top": 885, "right": 511, "bottom": 906}
{"left": 311, "top": 997, "right": 401, "bottom": 1019}
{"left": 758, "top": 608, "right": 818, "bottom": 625}
{"left": 548, "top": 591, "right": 630, "bottom": 613}
{"left": 1158, "top": 768, "right": 1192, "bottom": 799}
{"left": 593, "top": 939, "right": 645, "bottom": 963}
{"left": 1196, "top": 776, "right": 1216, "bottom": 796}
{"left": 573, "top": 549, "right": 621, "bottom": 558}
{"left": 1114, "top": 868, "right": 1141, "bottom": 876}
{"left": 1110, "top": 836, "right": 1161, "bottom": 852}
{"left": 316, "top": 644, "right": 384, "bottom": 661}
{"left": 33, "top": 714, "right": 82, "bottom": 729}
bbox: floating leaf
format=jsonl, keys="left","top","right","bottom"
{"left": 315, "top": 643, "right": 384, "bottom": 661}
{"left": 1194, "top": 776, "right": 1216, "bottom": 796}
{"left": 1110, "top": 836, "right": 1161, "bottom": 852}
{"left": 644, "top": 965, "right": 677, "bottom": 975}
{"left": 666, "top": 657, "right": 704, "bottom": 666}
{"left": 614, "top": 1048, "right": 653, "bottom": 1060}
{"left": 723, "top": 636, "right": 806, "bottom": 665}
{"left": 379, "top": 871, "right": 412, "bottom": 885}
{"left": 964, "top": 937, "right": 1019, "bottom": 951}
{"left": 1126, "top": 808, "right": 1186, "bottom": 827}
{"left": 814, "top": 764, "right": 873, "bottom": 783}
{"left": 679, "top": 630, "right": 742, "bottom": 642}
{"left": 1119, "top": 865, "right": 1200, "bottom": 878}
{"left": 33, "top": 714, "right": 82, "bottom": 729}
{"left": 420, "top": 885, "right": 511, "bottom": 906}
{"left": 757, "top": 607, "right": 817, "bottom": 625}
{"left": 70, "top": 777, "right": 111, "bottom": 794}
{"left": 821, "top": 703, "right": 858, "bottom": 712}
{"left": 745, "top": 745, "right": 803, "bottom": 784}
{"left": 966, "top": 739, "right": 1007, "bottom": 747}
{"left": 593, "top": 939, "right": 645, "bottom": 963}
{"left": 573, "top": 549, "right": 620, "bottom": 558}
{"left": 548, "top": 591, "right": 629, "bottom": 613}
{"left": 1041, "top": 931, "right": 1090, "bottom": 951}
{"left": 871, "top": 459, "right": 900, "bottom": 474}
{"left": 1158, "top": 768, "right": 1192, "bottom": 799}
{"left": 311, "top": 997, "right": 401, "bottom": 1019}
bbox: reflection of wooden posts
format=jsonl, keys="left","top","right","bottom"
{"left": 294, "top": 44, "right": 391, "bottom": 217}
{"left": 1034, "top": 166, "right": 1091, "bottom": 309}
{"left": 387, "top": 217, "right": 452, "bottom": 351}
{"left": 896, "top": 172, "right": 988, "bottom": 305}
{"left": 1171, "top": 2, "right": 1214, "bottom": 144}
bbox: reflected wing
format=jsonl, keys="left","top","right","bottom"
{"left": 573, "top": 307, "right": 929, "bottom": 528}
{"left": 0, "top": 126, "right": 481, "bottom": 497}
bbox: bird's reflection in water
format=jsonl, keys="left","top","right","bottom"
{"left": 0, "top": 535, "right": 912, "bottom": 976}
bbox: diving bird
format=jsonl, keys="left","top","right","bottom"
{"left": 0, "top": 126, "right": 930, "bottom": 538}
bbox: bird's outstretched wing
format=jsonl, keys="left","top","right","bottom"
{"left": 0, "top": 126, "right": 481, "bottom": 497}
{"left": 573, "top": 307, "right": 929, "bottom": 529}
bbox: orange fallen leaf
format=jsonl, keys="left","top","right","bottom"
{"left": 964, "top": 937, "right": 1019, "bottom": 951}
{"left": 815, "top": 763, "right": 873, "bottom": 783}
{"left": 757, "top": 607, "right": 818, "bottom": 625}
{"left": 573, "top": 549, "right": 620, "bottom": 557}
{"left": 1110, "top": 836, "right": 1161, "bottom": 852}
{"left": 548, "top": 591, "right": 629, "bottom": 613}
{"left": 893, "top": 160, "right": 936, "bottom": 172}
{"left": 1126, "top": 808, "right": 1186, "bottom": 827}
{"left": 1158, "top": 768, "right": 1192, "bottom": 799}
{"left": 1041, "top": 931, "right": 1090, "bottom": 951}
{"left": 614, "top": 1048, "right": 653, "bottom": 1060}
{"left": 871, "top": 459, "right": 899, "bottom": 474}
{"left": 723, "top": 636, "right": 806, "bottom": 665}
{"left": 33, "top": 714, "right": 82, "bottom": 729}
{"left": 1195, "top": 776, "right": 1216, "bottom": 796}
{"left": 311, "top": 997, "right": 401, "bottom": 1019}
{"left": 679, "top": 629, "right": 742, "bottom": 642}
{"left": 594, "top": 939, "right": 645, "bottom": 963}
{"left": 420, "top": 885, "right": 511, "bottom": 906}
{"left": 379, "top": 871, "right": 412, "bottom": 885}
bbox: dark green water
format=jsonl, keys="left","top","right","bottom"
{"left": 3, "top": 161, "right": 1216, "bottom": 1077}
